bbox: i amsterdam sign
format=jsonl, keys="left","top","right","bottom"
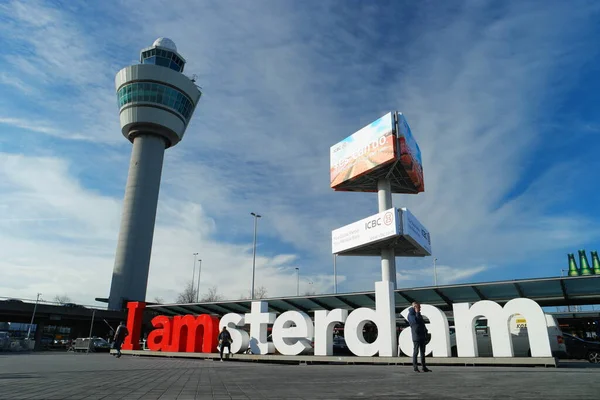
{"left": 122, "top": 281, "right": 554, "bottom": 358}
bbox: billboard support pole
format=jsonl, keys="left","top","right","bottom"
{"left": 378, "top": 178, "right": 397, "bottom": 289}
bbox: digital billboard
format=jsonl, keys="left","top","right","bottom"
{"left": 397, "top": 113, "right": 424, "bottom": 192}
{"left": 332, "top": 208, "right": 399, "bottom": 254}
{"left": 330, "top": 112, "right": 396, "bottom": 189}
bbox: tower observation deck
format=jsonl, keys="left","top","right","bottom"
{"left": 108, "top": 38, "right": 202, "bottom": 310}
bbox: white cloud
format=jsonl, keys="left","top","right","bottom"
{"left": 0, "top": 72, "right": 34, "bottom": 94}
{"left": 0, "top": 1, "right": 599, "bottom": 306}
{"left": 0, "top": 153, "right": 325, "bottom": 304}
{"left": 398, "top": 265, "right": 488, "bottom": 288}
{"left": 0, "top": 118, "right": 98, "bottom": 142}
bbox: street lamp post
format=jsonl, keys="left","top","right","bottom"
{"left": 295, "top": 267, "right": 299, "bottom": 296}
{"left": 433, "top": 258, "right": 438, "bottom": 286}
{"left": 26, "top": 293, "right": 42, "bottom": 341}
{"left": 192, "top": 252, "right": 198, "bottom": 296}
{"left": 333, "top": 254, "right": 337, "bottom": 294}
{"left": 250, "top": 212, "right": 262, "bottom": 300}
{"left": 560, "top": 269, "right": 571, "bottom": 311}
{"left": 196, "top": 259, "right": 202, "bottom": 302}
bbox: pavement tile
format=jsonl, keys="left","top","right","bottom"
{"left": 0, "top": 353, "right": 599, "bottom": 400}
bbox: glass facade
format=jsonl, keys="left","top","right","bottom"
{"left": 117, "top": 82, "right": 195, "bottom": 122}
{"left": 141, "top": 48, "right": 184, "bottom": 72}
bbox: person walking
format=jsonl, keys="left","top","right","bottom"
{"left": 407, "top": 302, "right": 431, "bottom": 372}
{"left": 112, "top": 321, "right": 129, "bottom": 358}
{"left": 218, "top": 326, "right": 233, "bottom": 362}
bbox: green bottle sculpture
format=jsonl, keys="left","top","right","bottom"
{"left": 567, "top": 253, "right": 580, "bottom": 277}
{"left": 578, "top": 250, "right": 593, "bottom": 276}
{"left": 591, "top": 251, "right": 600, "bottom": 275}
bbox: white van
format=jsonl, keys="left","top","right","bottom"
{"left": 449, "top": 314, "right": 567, "bottom": 357}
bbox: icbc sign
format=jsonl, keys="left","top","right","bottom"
{"left": 365, "top": 211, "right": 394, "bottom": 230}
{"left": 383, "top": 211, "right": 393, "bottom": 225}
{"left": 365, "top": 219, "right": 381, "bottom": 229}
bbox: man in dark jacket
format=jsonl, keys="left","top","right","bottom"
{"left": 113, "top": 321, "right": 129, "bottom": 358}
{"left": 407, "top": 302, "right": 431, "bottom": 372}
{"left": 218, "top": 326, "right": 233, "bottom": 361}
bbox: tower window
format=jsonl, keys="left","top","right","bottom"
{"left": 142, "top": 56, "right": 156, "bottom": 65}
{"left": 117, "top": 82, "right": 195, "bottom": 123}
{"left": 156, "top": 57, "right": 170, "bottom": 67}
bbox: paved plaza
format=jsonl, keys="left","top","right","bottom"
{"left": 0, "top": 353, "right": 598, "bottom": 400}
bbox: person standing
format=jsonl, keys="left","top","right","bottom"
{"left": 113, "top": 321, "right": 129, "bottom": 358}
{"left": 218, "top": 326, "right": 233, "bottom": 362}
{"left": 407, "top": 302, "right": 431, "bottom": 372}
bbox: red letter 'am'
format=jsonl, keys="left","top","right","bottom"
{"left": 167, "top": 314, "right": 220, "bottom": 353}
{"left": 147, "top": 315, "right": 172, "bottom": 352}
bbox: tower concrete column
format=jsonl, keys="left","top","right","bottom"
{"left": 108, "top": 134, "right": 167, "bottom": 310}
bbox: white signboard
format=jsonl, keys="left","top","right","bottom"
{"left": 400, "top": 208, "right": 432, "bottom": 256}
{"left": 332, "top": 208, "right": 398, "bottom": 254}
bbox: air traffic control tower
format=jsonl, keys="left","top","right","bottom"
{"left": 108, "top": 38, "right": 202, "bottom": 310}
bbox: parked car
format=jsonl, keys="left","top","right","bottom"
{"left": 68, "top": 337, "right": 111, "bottom": 352}
{"left": 91, "top": 338, "right": 111, "bottom": 352}
{"left": 0, "top": 332, "right": 9, "bottom": 350}
{"left": 333, "top": 336, "right": 350, "bottom": 354}
{"left": 40, "top": 334, "right": 54, "bottom": 348}
{"left": 53, "top": 339, "right": 71, "bottom": 348}
{"left": 563, "top": 333, "right": 600, "bottom": 363}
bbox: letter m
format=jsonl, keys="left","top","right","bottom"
{"left": 453, "top": 298, "right": 551, "bottom": 357}
{"left": 169, "top": 314, "right": 220, "bottom": 353}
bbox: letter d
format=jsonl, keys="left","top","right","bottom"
{"left": 345, "top": 281, "right": 396, "bottom": 357}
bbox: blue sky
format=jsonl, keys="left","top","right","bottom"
{"left": 1, "top": 0, "right": 600, "bottom": 305}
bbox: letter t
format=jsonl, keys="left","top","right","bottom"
{"left": 244, "top": 301, "right": 276, "bottom": 355}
